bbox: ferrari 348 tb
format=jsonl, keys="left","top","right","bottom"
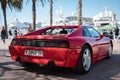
{"left": 9, "top": 25, "right": 113, "bottom": 74}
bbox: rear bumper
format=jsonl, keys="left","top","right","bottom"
{"left": 9, "top": 46, "right": 81, "bottom": 68}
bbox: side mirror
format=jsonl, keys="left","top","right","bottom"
{"left": 96, "top": 35, "right": 103, "bottom": 41}
{"left": 101, "top": 33, "right": 105, "bottom": 37}
{"left": 101, "top": 34, "right": 104, "bottom": 37}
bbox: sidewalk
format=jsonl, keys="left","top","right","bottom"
{"left": 0, "top": 39, "right": 12, "bottom": 50}
{"left": 112, "top": 39, "right": 120, "bottom": 53}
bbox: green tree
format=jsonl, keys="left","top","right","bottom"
{"left": 0, "top": 0, "right": 23, "bottom": 36}
{"left": 78, "top": 0, "right": 82, "bottom": 25}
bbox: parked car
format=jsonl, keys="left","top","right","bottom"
{"left": 9, "top": 25, "right": 113, "bottom": 74}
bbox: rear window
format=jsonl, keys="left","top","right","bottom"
{"left": 41, "top": 28, "right": 77, "bottom": 35}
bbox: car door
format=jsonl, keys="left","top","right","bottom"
{"left": 87, "top": 27, "right": 106, "bottom": 58}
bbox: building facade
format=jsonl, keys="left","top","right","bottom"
{"left": 93, "top": 7, "right": 116, "bottom": 27}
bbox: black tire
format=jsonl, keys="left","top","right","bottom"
{"left": 107, "top": 43, "right": 113, "bottom": 58}
{"left": 74, "top": 45, "right": 92, "bottom": 74}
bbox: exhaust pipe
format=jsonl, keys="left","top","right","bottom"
{"left": 48, "top": 61, "right": 55, "bottom": 67}
{"left": 16, "top": 57, "right": 21, "bottom": 62}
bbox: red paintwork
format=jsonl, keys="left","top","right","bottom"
{"left": 9, "top": 25, "right": 112, "bottom": 68}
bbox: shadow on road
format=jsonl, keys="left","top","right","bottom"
{"left": 18, "top": 52, "right": 120, "bottom": 80}
{"left": 0, "top": 61, "right": 23, "bottom": 77}
{"left": 0, "top": 50, "right": 120, "bottom": 80}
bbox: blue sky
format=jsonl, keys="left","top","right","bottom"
{"left": 0, "top": 0, "right": 120, "bottom": 26}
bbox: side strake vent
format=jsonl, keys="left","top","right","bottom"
{"left": 11, "top": 39, "right": 69, "bottom": 48}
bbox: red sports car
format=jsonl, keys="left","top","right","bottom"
{"left": 9, "top": 25, "right": 113, "bottom": 74}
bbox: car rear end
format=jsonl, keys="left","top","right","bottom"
{"left": 9, "top": 35, "right": 80, "bottom": 68}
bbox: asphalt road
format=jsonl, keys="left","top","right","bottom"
{"left": 0, "top": 39, "right": 120, "bottom": 80}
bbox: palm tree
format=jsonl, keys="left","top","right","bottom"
{"left": 0, "top": 0, "right": 23, "bottom": 37}
{"left": 32, "top": 0, "right": 36, "bottom": 31}
{"left": 28, "top": 0, "right": 45, "bottom": 31}
{"left": 0, "top": 0, "right": 7, "bottom": 31}
{"left": 8, "top": 0, "right": 23, "bottom": 11}
{"left": 78, "top": 0, "right": 82, "bottom": 25}
{"left": 49, "top": 0, "right": 53, "bottom": 26}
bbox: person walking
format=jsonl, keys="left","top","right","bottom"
{"left": 109, "top": 30, "right": 113, "bottom": 39}
{"left": 1, "top": 27, "right": 6, "bottom": 44}
{"left": 114, "top": 26, "right": 119, "bottom": 43}
{"left": 9, "top": 29, "right": 12, "bottom": 36}
{"left": 9, "top": 29, "right": 12, "bottom": 39}
{"left": 14, "top": 28, "right": 18, "bottom": 36}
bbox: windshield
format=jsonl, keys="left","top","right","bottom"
{"left": 41, "top": 28, "right": 76, "bottom": 35}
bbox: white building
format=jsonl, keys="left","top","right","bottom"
{"left": 93, "top": 7, "right": 116, "bottom": 27}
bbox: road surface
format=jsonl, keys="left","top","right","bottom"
{"left": 0, "top": 39, "right": 120, "bottom": 80}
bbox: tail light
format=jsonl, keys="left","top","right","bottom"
{"left": 36, "top": 40, "right": 69, "bottom": 48}
{"left": 10, "top": 39, "right": 22, "bottom": 46}
{"left": 57, "top": 41, "right": 69, "bottom": 48}
{"left": 10, "top": 39, "right": 69, "bottom": 48}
